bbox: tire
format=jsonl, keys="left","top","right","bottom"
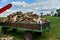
{"left": 24, "top": 31, "right": 33, "bottom": 40}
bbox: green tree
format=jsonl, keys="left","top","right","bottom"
{"left": 56, "top": 9, "right": 60, "bottom": 17}
{"left": 40, "top": 12, "right": 43, "bottom": 16}
{"left": 51, "top": 11, "right": 54, "bottom": 16}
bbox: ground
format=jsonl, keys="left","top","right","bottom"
{"left": 0, "top": 16, "right": 60, "bottom": 40}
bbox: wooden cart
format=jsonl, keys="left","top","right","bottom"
{"left": 0, "top": 21, "right": 50, "bottom": 40}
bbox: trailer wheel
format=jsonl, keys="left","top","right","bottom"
{"left": 24, "top": 31, "right": 33, "bottom": 40}
{"left": 2, "top": 27, "right": 7, "bottom": 34}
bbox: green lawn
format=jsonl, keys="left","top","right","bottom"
{"left": 0, "top": 16, "right": 60, "bottom": 40}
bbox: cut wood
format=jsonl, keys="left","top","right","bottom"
{"left": 1, "top": 11, "right": 48, "bottom": 23}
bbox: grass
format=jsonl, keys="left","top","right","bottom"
{"left": 0, "top": 16, "right": 60, "bottom": 40}
{"left": 40, "top": 16, "right": 60, "bottom": 40}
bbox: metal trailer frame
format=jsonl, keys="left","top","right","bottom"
{"left": 0, "top": 21, "right": 50, "bottom": 40}
{"left": 0, "top": 22, "right": 50, "bottom": 32}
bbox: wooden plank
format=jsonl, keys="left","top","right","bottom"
{"left": 0, "top": 22, "right": 50, "bottom": 30}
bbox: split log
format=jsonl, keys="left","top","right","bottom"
{"left": 1, "top": 11, "right": 47, "bottom": 23}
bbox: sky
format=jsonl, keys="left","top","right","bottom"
{"left": 0, "top": 0, "right": 60, "bottom": 17}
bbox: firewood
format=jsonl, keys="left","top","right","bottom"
{"left": 1, "top": 11, "right": 47, "bottom": 23}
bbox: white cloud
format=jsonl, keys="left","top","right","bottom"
{"left": 35, "top": 0, "right": 60, "bottom": 9}
{"left": 12, "top": 1, "right": 28, "bottom": 7}
{"left": 11, "top": 0, "right": 60, "bottom": 14}
{"left": 11, "top": 0, "right": 60, "bottom": 10}
{"left": 1, "top": 0, "right": 60, "bottom": 17}
{"left": 0, "top": 9, "right": 17, "bottom": 17}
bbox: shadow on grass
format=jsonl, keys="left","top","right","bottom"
{"left": 33, "top": 32, "right": 49, "bottom": 40}
{"left": 4, "top": 30, "right": 24, "bottom": 40}
{"left": 0, "top": 29, "right": 50, "bottom": 40}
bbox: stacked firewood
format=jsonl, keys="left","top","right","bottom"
{"left": 1, "top": 11, "right": 47, "bottom": 23}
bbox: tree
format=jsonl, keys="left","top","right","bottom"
{"left": 54, "top": 13, "right": 58, "bottom": 16}
{"left": 56, "top": 9, "right": 60, "bottom": 17}
{"left": 47, "top": 14, "right": 51, "bottom": 16}
{"left": 40, "top": 12, "right": 43, "bottom": 17}
{"left": 51, "top": 11, "right": 54, "bottom": 16}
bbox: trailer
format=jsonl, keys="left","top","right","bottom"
{"left": 0, "top": 21, "right": 50, "bottom": 40}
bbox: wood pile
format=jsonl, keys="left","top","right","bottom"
{"left": 1, "top": 11, "right": 47, "bottom": 24}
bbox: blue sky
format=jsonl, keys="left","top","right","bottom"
{"left": 0, "top": 0, "right": 60, "bottom": 17}
{"left": 0, "top": 0, "right": 36, "bottom": 17}
{"left": 0, "top": 0, "right": 35, "bottom": 8}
